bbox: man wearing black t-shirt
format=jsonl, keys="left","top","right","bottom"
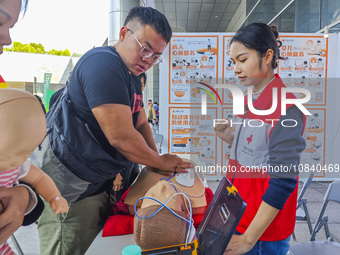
{"left": 31, "top": 6, "right": 190, "bottom": 255}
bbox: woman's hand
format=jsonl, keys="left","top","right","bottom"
{"left": 0, "top": 186, "right": 29, "bottom": 244}
{"left": 224, "top": 202, "right": 280, "bottom": 255}
{"left": 224, "top": 234, "right": 256, "bottom": 255}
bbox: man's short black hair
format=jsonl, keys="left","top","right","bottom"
{"left": 124, "top": 6, "right": 172, "bottom": 43}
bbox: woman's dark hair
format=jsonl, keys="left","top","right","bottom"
{"left": 139, "top": 72, "right": 147, "bottom": 84}
{"left": 230, "top": 23, "right": 284, "bottom": 69}
{"left": 124, "top": 6, "right": 172, "bottom": 44}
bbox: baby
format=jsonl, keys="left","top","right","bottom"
{"left": 0, "top": 89, "right": 69, "bottom": 253}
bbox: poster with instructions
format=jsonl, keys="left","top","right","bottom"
{"left": 301, "top": 108, "right": 326, "bottom": 177}
{"left": 169, "top": 35, "right": 219, "bottom": 104}
{"left": 278, "top": 36, "right": 328, "bottom": 105}
{"left": 222, "top": 36, "right": 246, "bottom": 105}
{"left": 169, "top": 107, "right": 218, "bottom": 176}
{"left": 220, "top": 107, "right": 234, "bottom": 177}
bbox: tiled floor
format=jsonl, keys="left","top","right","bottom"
{"left": 9, "top": 180, "right": 340, "bottom": 254}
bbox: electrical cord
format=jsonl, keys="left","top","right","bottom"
{"left": 134, "top": 192, "right": 194, "bottom": 247}
{"left": 160, "top": 172, "right": 205, "bottom": 198}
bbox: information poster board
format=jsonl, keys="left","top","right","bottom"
{"left": 169, "top": 35, "right": 218, "bottom": 105}
{"left": 278, "top": 35, "right": 328, "bottom": 177}
{"left": 222, "top": 36, "right": 247, "bottom": 104}
{"left": 169, "top": 107, "right": 218, "bottom": 176}
{"left": 159, "top": 32, "right": 338, "bottom": 180}
{"left": 278, "top": 36, "right": 327, "bottom": 105}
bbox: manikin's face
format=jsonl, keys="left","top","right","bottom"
{"left": 141, "top": 181, "right": 188, "bottom": 215}
{"left": 230, "top": 41, "right": 273, "bottom": 91}
{"left": 0, "top": 0, "right": 21, "bottom": 54}
{"left": 115, "top": 24, "right": 167, "bottom": 76}
{"left": 0, "top": 131, "right": 41, "bottom": 171}
{"left": 0, "top": 90, "right": 46, "bottom": 171}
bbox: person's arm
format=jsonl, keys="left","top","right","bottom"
{"left": 151, "top": 106, "right": 157, "bottom": 121}
{"left": 136, "top": 107, "right": 158, "bottom": 153}
{"left": 0, "top": 186, "right": 29, "bottom": 244}
{"left": 13, "top": 183, "right": 37, "bottom": 215}
{"left": 224, "top": 202, "right": 279, "bottom": 255}
{"left": 263, "top": 106, "right": 306, "bottom": 206}
{"left": 79, "top": 52, "right": 189, "bottom": 173}
{"left": 20, "top": 164, "right": 69, "bottom": 215}
{"left": 92, "top": 104, "right": 187, "bottom": 173}
{"left": 19, "top": 182, "right": 44, "bottom": 226}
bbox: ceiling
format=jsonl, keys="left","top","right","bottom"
{"left": 154, "top": 0, "right": 242, "bottom": 32}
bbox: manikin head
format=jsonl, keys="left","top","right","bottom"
{"left": 0, "top": 89, "right": 46, "bottom": 171}
{"left": 125, "top": 158, "right": 206, "bottom": 215}
{"left": 134, "top": 181, "right": 190, "bottom": 250}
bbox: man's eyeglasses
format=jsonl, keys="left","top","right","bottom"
{"left": 127, "top": 29, "right": 163, "bottom": 64}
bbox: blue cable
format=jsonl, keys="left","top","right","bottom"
{"left": 133, "top": 180, "right": 195, "bottom": 246}
{"left": 160, "top": 174, "right": 179, "bottom": 192}
{"left": 134, "top": 195, "right": 192, "bottom": 225}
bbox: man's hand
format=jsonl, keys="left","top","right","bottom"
{"left": 157, "top": 154, "right": 191, "bottom": 175}
{"left": 0, "top": 186, "right": 29, "bottom": 244}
